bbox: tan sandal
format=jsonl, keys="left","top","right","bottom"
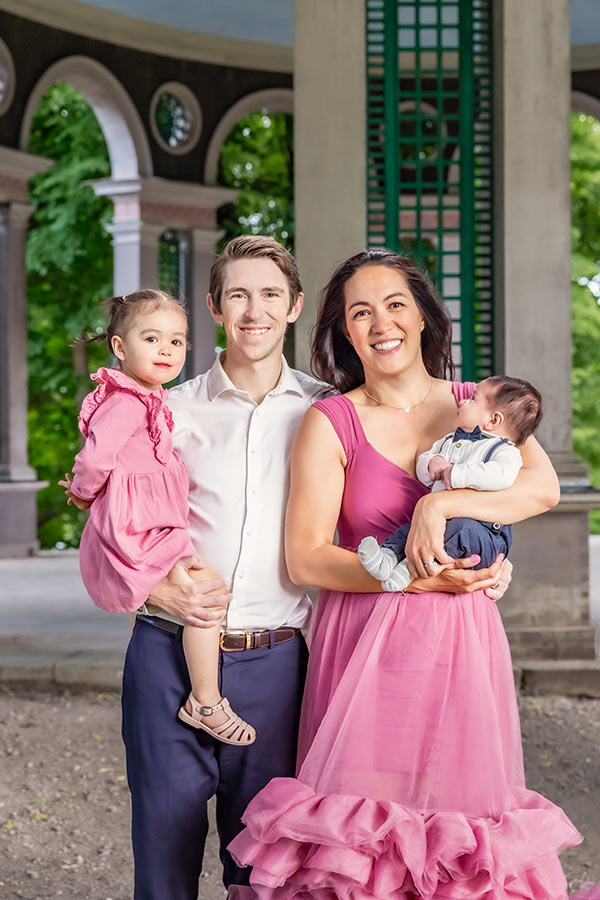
{"left": 178, "top": 694, "right": 256, "bottom": 746}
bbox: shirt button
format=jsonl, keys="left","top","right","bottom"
{"left": 246, "top": 528, "right": 252, "bottom": 535}
{"left": 238, "top": 570, "right": 244, "bottom": 579}
{"left": 251, "top": 449, "right": 258, "bottom": 455}
{"left": 455, "top": 441, "right": 462, "bottom": 448}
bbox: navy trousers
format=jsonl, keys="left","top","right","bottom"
{"left": 121, "top": 618, "right": 308, "bottom": 900}
{"left": 382, "top": 516, "right": 512, "bottom": 568}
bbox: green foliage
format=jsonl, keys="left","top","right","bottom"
{"left": 218, "top": 111, "right": 294, "bottom": 250}
{"left": 570, "top": 113, "right": 600, "bottom": 532}
{"left": 27, "top": 82, "right": 113, "bottom": 548}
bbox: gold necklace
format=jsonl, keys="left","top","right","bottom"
{"left": 362, "top": 378, "right": 433, "bottom": 414}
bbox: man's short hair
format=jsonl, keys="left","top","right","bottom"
{"left": 484, "top": 375, "right": 543, "bottom": 446}
{"left": 209, "top": 236, "right": 303, "bottom": 313}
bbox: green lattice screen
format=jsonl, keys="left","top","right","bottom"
{"left": 366, "top": 0, "right": 493, "bottom": 379}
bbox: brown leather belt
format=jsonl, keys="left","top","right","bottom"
{"left": 137, "top": 615, "right": 298, "bottom": 652}
{"left": 219, "top": 627, "right": 299, "bottom": 652}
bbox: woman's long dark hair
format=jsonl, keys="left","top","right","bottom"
{"left": 311, "top": 250, "right": 455, "bottom": 393}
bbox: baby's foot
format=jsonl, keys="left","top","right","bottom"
{"left": 358, "top": 536, "right": 398, "bottom": 580}
{"left": 381, "top": 560, "right": 412, "bottom": 592}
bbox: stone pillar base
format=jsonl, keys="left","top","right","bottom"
{"left": 0, "top": 481, "right": 47, "bottom": 557}
{"left": 497, "top": 491, "right": 600, "bottom": 660}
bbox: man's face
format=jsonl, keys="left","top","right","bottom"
{"left": 208, "top": 258, "right": 303, "bottom": 366}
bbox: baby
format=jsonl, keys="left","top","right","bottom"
{"left": 358, "top": 375, "right": 543, "bottom": 591}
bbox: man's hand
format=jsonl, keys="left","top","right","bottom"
{"left": 147, "top": 556, "right": 232, "bottom": 628}
{"left": 407, "top": 553, "right": 505, "bottom": 595}
{"left": 58, "top": 473, "right": 93, "bottom": 510}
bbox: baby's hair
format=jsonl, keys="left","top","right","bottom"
{"left": 78, "top": 289, "right": 187, "bottom": 351}
{"left": 484, "top": 375, "right": 542, "bottom": 446}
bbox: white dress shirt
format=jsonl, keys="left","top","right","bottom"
{"left": 415, "top": 429, "right": 523, "bottom": 492}
{"left": 163, "top": 353, "right": 326, "bottom": 630}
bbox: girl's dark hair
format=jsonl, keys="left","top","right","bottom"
{"left": 311, "top": 249, "right": 455, "bottom": 393}
{"left": 78, "top": 289, "right": 187, "bottom": 351}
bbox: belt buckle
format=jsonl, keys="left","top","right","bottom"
{"left": 219, "top": 630, "right": 254, "bottom": 652}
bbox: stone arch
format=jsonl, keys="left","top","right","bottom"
{"left": 19, "top": 55, "right": 152, "bottom": 178}
{"left": 571, "top": 89, "right": 600, "bottom": 121}
{"left": 204, "top": 87, "right": 293, "bottom": 185}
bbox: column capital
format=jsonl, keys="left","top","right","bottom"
{"left": 191, "top": 227, "right": 223, "bottom": 253}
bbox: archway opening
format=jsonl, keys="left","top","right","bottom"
{"left": 570, "top": 109, "right": 600, "bottom": 535}
{"left": 216, "top": 109, "right": 294, "bottom": 360}
{"left": 27, "top": 81, "right": 113, "bottom": 550}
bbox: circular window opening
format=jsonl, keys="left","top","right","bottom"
{"left": 0, "top": 39, "right": 16, "bottom": 116}
{"left": 149, "top": 82, "right": 201, "bottom": 155}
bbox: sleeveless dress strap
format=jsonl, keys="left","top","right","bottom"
{"left": 312, "top": 395, "right": 367, "bottom": 462}
{"left": 452, "top": 381, "right": 476, "bottom": 405}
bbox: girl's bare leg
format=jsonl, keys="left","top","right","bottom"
{"left": 182, "top": 622, "right": 230, "bottom": 728}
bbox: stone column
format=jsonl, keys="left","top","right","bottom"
{"left": 188, "top": 227, "right": 221, "bottom": 376}
{"left": 494, "top": 0, "right": 599, "bottom": 663}
{"left": 0, "top": 202, "right": 46, "bottom": 555}
{"left": 293, "top": 0, "right": 367, "bottom": 374}
{"left": 90, "top": 178, "right": 235, "bottom": 377}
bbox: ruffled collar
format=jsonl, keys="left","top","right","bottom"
{"left": 78, "top": 367, "right": 174, "bottom": 464}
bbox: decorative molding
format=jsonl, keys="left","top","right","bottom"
{"left": 572, "top": 89, "right": 600, "bottom": 120}
{"left": 0, "top": 0, "right": 293, "bottom": 73}
{"left": 89, "top": 176, "right": 236, "bottom": 229}
{"left": 0, "top": 147, "right": 52, "bottom": 202}
{"left": 572, "top": 43, "right": 600, "bottom": 72}
{"left": 204, "top": 88, "right": 294, "bottom": 185}
{"left": 149, "top": 81, "right": 202, "bottom": 156}
{"left": 140, "top": 202, "right": 215, "bottom": 229}
{"left": 0, "top": 37, "right": 15, "bottom": 115}
{"left": 19, "top": 55, "right": 153, "bottom": 178}
{"left": 90, "top": 176, "right": 236, "bottom": 212}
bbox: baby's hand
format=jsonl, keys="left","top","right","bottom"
{"left": 58, "top": 473, "right": 93, "bottom": 510}
{"left": 428, "top": 455, "right": 451, "bottom": 483}
{"left": 441, "top": 463, "right": 455, "bottom": 490}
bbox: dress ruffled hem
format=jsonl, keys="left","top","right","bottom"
{"left": 229, "top": 778, "right": 582, "bottom": 900}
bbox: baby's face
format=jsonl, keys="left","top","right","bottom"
{"left": 456, "top": 381, "right": 494, "bottom": 432}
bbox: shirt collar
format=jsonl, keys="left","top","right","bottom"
{"left": 206, "top": 352, "right": 305, "bottom": 402}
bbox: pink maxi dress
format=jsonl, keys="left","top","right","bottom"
{"left": 229, "top": 386, "right": 582, "bottom": 900}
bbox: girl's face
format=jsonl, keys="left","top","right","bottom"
{"left": 343, "top": 265, "right": 425, "bottom": 378}
{"left": 111, "top": 305, "right": 187, "bottom": 391}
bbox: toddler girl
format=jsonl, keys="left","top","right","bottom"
{"left": 60, "top": 290, "right": 255, "bottom": 746}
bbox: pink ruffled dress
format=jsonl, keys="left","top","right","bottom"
{"left": 71, "top": 367, "right": 194, "bottom": 613}
{"left": 229, "top": 387, "right": 582, "bottom": 900}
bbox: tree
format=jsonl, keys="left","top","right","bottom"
{"left": 570, "top": 112, "right": 600, "bottom": 532}
{"left": 27, "top": 81, "right": 112, "bottom": 548}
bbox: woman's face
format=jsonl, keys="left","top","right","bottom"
{"left": 343, "top": 265, "right": 425, "bottom": 377}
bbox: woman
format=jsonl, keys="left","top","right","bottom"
{"left": 229, "top": 251, "right": 581, "bottom": 899}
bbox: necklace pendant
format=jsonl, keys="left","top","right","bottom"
{"left": 404, "top": 407, "right": 410, "bottom": 413}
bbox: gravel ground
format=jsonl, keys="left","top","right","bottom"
{"left": 0, "top": 689, "right": 599, "bottom": 900}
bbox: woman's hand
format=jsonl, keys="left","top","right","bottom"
{"left": 484, "top": 557, "right": 513, "bottom": 602}
{"left": 403, "top": 492, "right": 453, "bottom": 578}
{"left": 58, "top": 473, "right": 93, "bottom": 510}
{"left": 407, "top": 553, "right": 505, "bottom": 595}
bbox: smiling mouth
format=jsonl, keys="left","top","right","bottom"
{"left": 372, "top": 339, "right": 402, "bottom": 351}
{"left": 240, "top": 327, "right": 270, "bottom": 335}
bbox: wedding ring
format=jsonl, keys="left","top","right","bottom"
{"left": 424, "top": 561, "right": 437, "bottom": 568}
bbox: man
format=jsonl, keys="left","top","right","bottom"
{"left": 121, "top": 236, "right": 326, "bottom": 899}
